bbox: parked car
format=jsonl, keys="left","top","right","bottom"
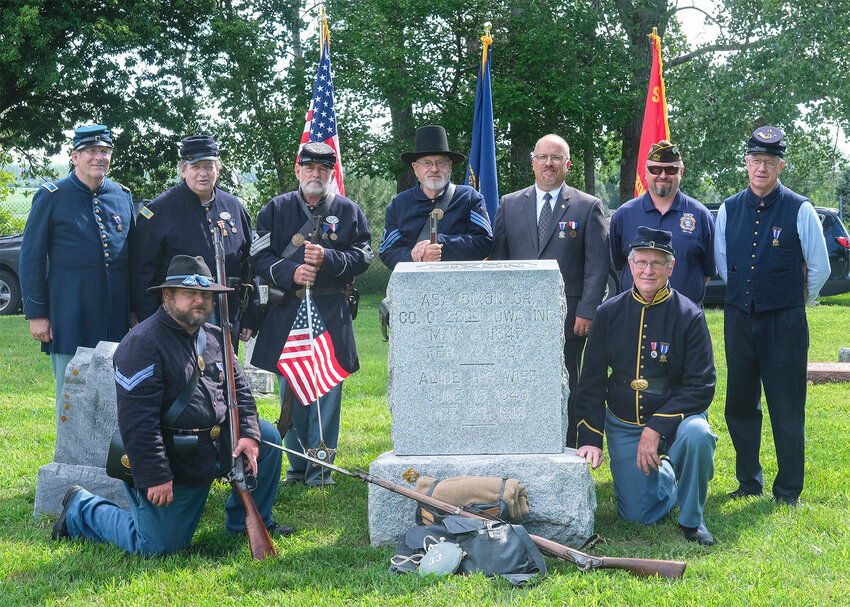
{"left": 0, "top": 232, "right": 23, "bottom": 315}
{"left": 702, "top": 203, "right": 850, "bottom": 306}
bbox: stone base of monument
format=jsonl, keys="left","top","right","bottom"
{"left": 242, "top": 368, "right": 276, "bottom": 394}
{"left": 366, "top": 450, "right": 596, "bottom": 548}
{"left": 34, "top": 462, "right": 128, "bottom": 517}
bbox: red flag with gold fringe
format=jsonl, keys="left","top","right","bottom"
{"left": 635, "top": 30, "right": 670, "bottom": 198}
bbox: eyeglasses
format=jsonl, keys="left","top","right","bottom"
{"left": 416, "top": 159, "right": 451, "bottom": 170}
{"left": 532, "top": 154, "right": 567, "bottom": 164}
{"left": 646, "top": 165, "right": 680, "bottom": 176}
{"left": 746, "top": 157, "right": 781, "bottom": 169}
{"left": 81, "top": 148, "right": 112, "bottom": 158}
{"left": 631, "top": 259, "right": 670, "bottom": 270}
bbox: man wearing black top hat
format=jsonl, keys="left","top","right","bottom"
{"left": 715, "top": 126, "right": 830, "bottom": 506}
{"left": 250, "top": 142, "right": 372, "bottom": 487}
{"left": 379, "top": 125, "right": 493, "bottom": 269}
{"left": 19, "top": 124, "right": 134, "bottom": 406}
{"left": 132, "top": 135, "right": 260, "bottom": 344}
{"left": 610, "top": 140, "right": 715, "bottom": 304}
{"left": 575, "top": 227, "right": 717, "bottom": 545}
{"left": 52, "top": 255, "right": 290, "bottom": 555}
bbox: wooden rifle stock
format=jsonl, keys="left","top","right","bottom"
{"left": 213, "top": 227, "right": 277, "bottom": 560}
{"left": 263, "top": 443, "right": 685, "bottom": 579}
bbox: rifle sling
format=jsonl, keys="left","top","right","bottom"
{"left": 416, "top": 183, "right": 455, "bottom": 243}
{"left": 280, "top": 192, "right": 336, "bottom": 260}
{"left": 162, "top": 328, "right": 206, "bottom": 427}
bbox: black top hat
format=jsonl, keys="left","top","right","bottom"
{"left": 748, "top": 126, "right": 786, "bottom": 157}
{"left": 299, "top": 141, "right": 337, "bottom": 168}
{"left": 629, "top": 226, "right": 675, "bottom": 256}
{"left": 180, "top": 135, "right": 220, "bottom": 163}
{"left": 401, "top": 125, "right": 466, "bottom": 165}
{"left": 147, "top": 255, "right": 233, "bottom": 293}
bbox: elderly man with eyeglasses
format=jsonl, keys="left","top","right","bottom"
{"left": 575, "top": 227, "right": 718, "bottom": 546}
{"left": 610, "top": 140, "right": 715, "bottom": 304}
{"left": 19, "top": 125, "right": 135, "bottom": 405}
{"left": 714, "top": 126, "right": 829, "bottom": 507}
{"left": 379, "top": 125, "right": 493, "bottom": 269}
{"left": 490, "top": 133, "right": 609, "bottom": 448}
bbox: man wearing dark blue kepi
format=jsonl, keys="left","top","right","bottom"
{"left": 379, "top": 125, "right": 492, "bottom": 268}
{"left": 250, "top": 142, "right": 372, "bottom": 487}
{"left": 132, "top": 135, "right": 259, "bottom": 345}
{"left": 19, "top": 125, "right": 134, "bottom": 405}
{"left": 575, "top": 227, "right": 717, "bottom": 546}
{"left": 52, "top": 256, "right": 290, "bottom": 554}
{"left": 610, "top": 140, "right": 715, "bottom": 303}
{"left": 715, "top": 126, "right": 829, "bottom": 506}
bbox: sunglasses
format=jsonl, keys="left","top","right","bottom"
{"left": 646, "top": 165, "right": 681, "bottom": 176}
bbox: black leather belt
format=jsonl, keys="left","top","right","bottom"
{"left": 609, "top": 373, "right": 672, "bottom": 396}
{"left": 294, "top": 286, "right": 347, "bottom": 298}
{"left": 162, "top": 424, "right": 221, "bottom": 442}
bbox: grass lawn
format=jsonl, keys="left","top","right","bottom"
{"left": 1, "top": 293, "right": 849, "bottom": 606}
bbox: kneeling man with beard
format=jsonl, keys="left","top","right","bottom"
{"left": 51, "top": 255, "right": 291, "bottom": 555}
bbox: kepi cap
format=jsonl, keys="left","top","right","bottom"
{"left": 180, "top": 135, "right": 220, "bottom": 163}
{"left": 629, "top": 226, "right": 675, "bottom": 256}
{"left": 748, "top": 126, "right": 786, "bottom": 157}
{"left": 73, "top": 125, "right": 113, "bottom": 150}
{"left": 147, "top": 255, "right": 233, "bottom": 293}
{"left": 298, "top": 141, "right": 337, "bottom": 168}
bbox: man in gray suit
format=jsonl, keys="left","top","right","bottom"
{"left": 491, "top": 134, "right": 609, "bottom": 447}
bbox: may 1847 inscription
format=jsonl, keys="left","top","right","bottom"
{"left": 387, "top": 260, "right": 569, "bottom": 455}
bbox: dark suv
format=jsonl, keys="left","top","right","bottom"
{"left": 0, "top": 232, "right": 23, "bottom": 315}
{"left": 703, "top": 204, "right": 850, "bottom": 306}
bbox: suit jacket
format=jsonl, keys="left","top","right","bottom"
{"left": 491, "top": 184, "right": 609, "bottom": 336}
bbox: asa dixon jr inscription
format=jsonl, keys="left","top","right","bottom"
{"left": 387, "top": 260, "right": 570, "bottom": 456}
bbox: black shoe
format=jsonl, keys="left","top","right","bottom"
{"left": 728, "top": 487, "right": 763, "bottom": 500}
{"left": 679, "top": 522, "right": 716, "bottom": 546}
{"left": 51, "top": 485, "right": 84, "bottom": 541}
{"left": 773, "top": 494, "right": 799, "bottom": 507}
{"left": 266, "top": 522, "right": 295, "bottom": 537}
{"left": 281, "top": 476, "right": 304, "bottom": 487}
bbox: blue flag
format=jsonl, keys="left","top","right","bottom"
{"left": 465, "top": 30, "right": 499, "bottom": 221}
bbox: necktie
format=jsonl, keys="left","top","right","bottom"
{"left": 538, "top": 192, "right": 552, "bottom": 246}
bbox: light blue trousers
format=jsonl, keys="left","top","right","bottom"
{"left": 278, "top": 376, "right": 342, "bottom": 486}
{"left": 64, "top": 420, "right": 282, "bottom": 556}
{"left": 606, "top": 410, "right": 717, "bottom": 528}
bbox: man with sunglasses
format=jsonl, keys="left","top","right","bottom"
{"left": 19, "top": 125, "right": 135, "bottom": 406}
{"left": 491, "top": 133, "right": 609, "bottom": 448}
{"left": 575, "top": 227, "right": 717, "bottom": 546}
{"left": 379, "top": 125, "right": 493, "bottom": 269}
{"left": 714, "top": 126, "right": 829, "bottom": 507}
{"left": 610, "top": 140, "right": 715, "bottom": 303}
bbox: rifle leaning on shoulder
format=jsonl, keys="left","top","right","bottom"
{"left": 261, "top": 442, "right": 686, "bottom": 579}
{"left": 213, "top": 226, "right": 277, "bottom": 560}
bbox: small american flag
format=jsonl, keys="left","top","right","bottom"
{"left": 299, "top": 12, "right": 344, "bottom": 195}
{"left": 277, "top": 296, "right": 349, "bottom": 406}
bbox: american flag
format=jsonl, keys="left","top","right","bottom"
{"left": 277, "top": 295, "right": 350, "bottom": 406}
{"left": 299, "top": 13, "right": 345, "bottom": 195}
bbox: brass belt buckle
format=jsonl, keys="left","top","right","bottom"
{"left": 209, "top": 425, "right": 221, "bottom": 440}
{"left": 630, "top": 378, "right": 649, "bottom": 391}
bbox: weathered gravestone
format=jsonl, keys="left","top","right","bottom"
{"left": 34, "top": 341, "right": 128, "bottom": 517}
{"left": 242, "top": 284, "right": 276, "bottom": 395}
{"left": 368, "top": 260, "right": 596, "bottom": 547}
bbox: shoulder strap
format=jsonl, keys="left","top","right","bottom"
{"left": 163, "top": 328, "right": 206, "bottom": 426}
{"left": 416, "top": 183, "right": 456, "bottom": 243}
{"left": 280, "top": 192, "right": 337, "bottom": 260}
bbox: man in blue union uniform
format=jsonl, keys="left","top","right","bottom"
{"left": 715, "top": 126, "right": 829, "bottom": 506}
{"left": 379, "top": 125, "right": 493, "bottom": 269}
{"left": 575, "top": 227, "right": 718, "bottom": 546}
{"left": 250, "top": 142, "right": 372, "bottom": 487}
{"left": 132, "top": 135, "right": 259, "bottom": 344}
{"left": 19, "top": 125, "right": 134, "bottom": 404}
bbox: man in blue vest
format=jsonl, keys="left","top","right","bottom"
{"left": 19, "top": 125, "right": 134, "bottom": 405}
{"left": 714, "top": 126, "right": 830, "bottom": 506}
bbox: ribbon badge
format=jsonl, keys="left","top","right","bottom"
{"left": 558, "top": 221, "right": 567, "bottom": 239}
{"left": 772, "top": 227, "right": 782, "bottom": 247}
{"left": 182, "top": 274, "right": 211, "bottom": 287}
{"left": 650, "top": 341, "right": 658, "bottom": 358}
{"left": 659, "top": 342, "right": 669, "bottom": 363}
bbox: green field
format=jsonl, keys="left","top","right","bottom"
{"left": 0, "top": 188, "right": 36, "bottom": 219}
{"left": 1, "top": 294, "right": 849, "bottom": 606}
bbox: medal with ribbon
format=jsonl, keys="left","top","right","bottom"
{"left": 772, "top": 227, "right": 781, "bottom": 247}
{"left": 650, "top": 341, "right": 658, "bottom": 358}
{"left": 569, "top": 220, "right": 578, "bottom": 238}
{"left": 558, "top": 221, "right": 567, "bottom": 239}
{"left": 659, "top": 342, "right": 669, "bottom": 363}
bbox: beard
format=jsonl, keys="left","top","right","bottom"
{"left": 421, "top": 173, "right": 450, "bottom": 192}
{"left": 653, "top": 182, "right": 673, "bottom": 197}
{"left": 300, "top": 178, "right": 331, "bottom": 198}
{"left": 164, "top": 299, "right": 213, "bottom": 328}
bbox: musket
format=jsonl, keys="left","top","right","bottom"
{"left": 262, "top": 442, "right": 686, "bottom": 579}
{"left": 429, "top": 208, "right": 443, "bottom": 245}
{"left": 213, "top": 227, "right": 277, "bottom": 560}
